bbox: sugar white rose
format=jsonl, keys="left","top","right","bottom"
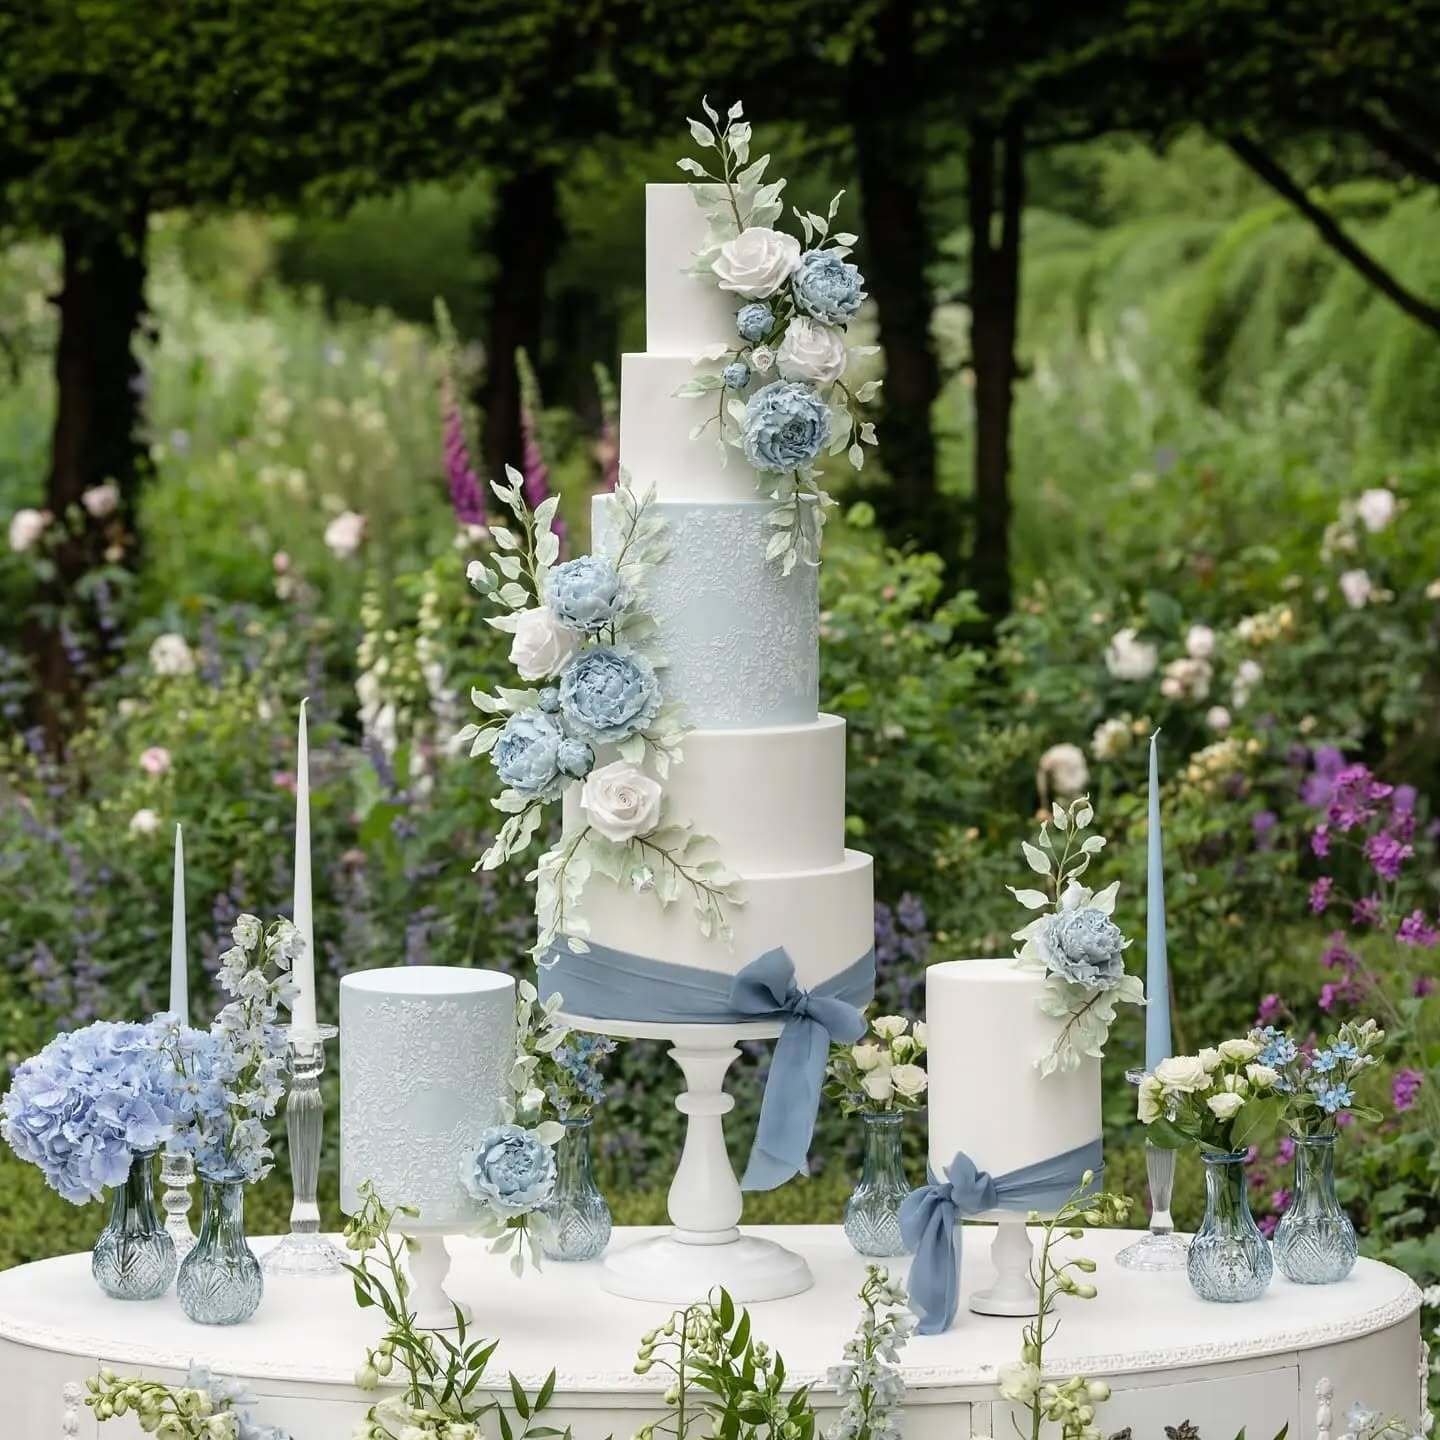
{"left": 871, "top": 1015, "right": 909, "bottom": 1041}
{"left": 1356, "top": 486, "right": 1396, "bottom": 533}
{"left": 509, "top": 606, "right": 581, "bottom": 681}
{"left": 580, "top": 761, "right": 663, "bottom": 843}
{"left": 1104, "top": 626, "right": 1158, "bottom": 681}
{"left": 1154, "top": 1054, "right": 1210, "bottom": 1094}
{"left": 8, "top": 507, "right": 51, "bottom": 553}
{"left": 712, "top": 227, "right": 802, "bottom": 299}
{"left": 1206, "top": 1091, "right": 1245, "bottom": 1121}
{"left": 1217, "top": 1037, "right": 1261, "bottom": 1063}
{"left": 890, "top": 1063, "right": 928, "bottom": 1099}
{"left": 775, "top": 316, "right": 848, "bottom": 385}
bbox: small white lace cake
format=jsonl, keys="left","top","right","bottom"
{"left": 925, "top": 959, "right": 1102, "bottom": 1191}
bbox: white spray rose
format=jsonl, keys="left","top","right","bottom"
{"left": 871, "top": 1015, "right": 909, "bottom": 1041}
{"left": 712, "top": 227, "right": 802, "bottom": 298}
{"left": 1137, "top": 1073, "right": 1164, "bottom": 1123}
{"left": 323, "top": 509, "right": 367, "bottom": 558}
{"left": 508, "top": 606, "right": 581, "bottom": 681}
{"left": 1104, "top": 627, "right": 1158, "bottom": 681}
{"left": 1037, "top": 742, "right": 1089, "bottom": 797}
{"left": 579, "top": 761, "right": 663, "bottom": 843}
{"left": 912, "top": 1021, "right": 927, "bottom": 1047}
{"left": 1339, "top": 568, "right": 1373, "bottom": 610}
{"left": 148, "top": 632, "right": 196, "bottom": 676}
{"left": 890, "top": 1063, "right": 928, "bottom": 1099}
{"left": 1153, "top": 1054, "right": 1211, "bottom": 1094}
{"left": 1217, "top": 1037, "right": 1261, "bottom": 1064}
{"left": 1206, "top": 1091, "right": 1245, "bottom": 1121}
{"left": 749, "top": 344, "right": 775, "bottom": 373}
{"left": 861, "top": 1069, "right": 894, "bottom": 1103}
{"left": 1185, "top": 623, "right": 1216, "bottom": 659}
{"left": 1197, "top": 1047, "right": 1223, "bottom": 1072}
{"left": 1246, "top": 1063, "right": 1279, "bottom": 1090}
{"left": 851, "top": 1042, "right": 884, "bottom": 1072}
{"left": 8, "top": 507, "right": 51, "bottom": 553}
{"left": 81, "top": 483, "right": 120, "bottom": 519}
{"left": 1355, "top": 487, "right": 1396, "bottom": 533}
{"left": 775, "top": 316, "right": 848, "bottom": 385}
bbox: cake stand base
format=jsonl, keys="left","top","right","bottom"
{"left": 969, "top": 1211, "right": 1040, "bottom": 1317}
{"left": 407, "top": 1234, "right": 472, "bottom": 1330}
{"left": 557, "top": 1013, "right": 813, "bottom": 1304}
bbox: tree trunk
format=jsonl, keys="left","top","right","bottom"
{"left": 850, "top": 0, "right": 952, "bottom": 572}
{"left": 968, "top": 119, "right": 1026, "bottom": 626}
{"left": 480, "top": 167, "right": 562, "bottom": 482}
{"left": 26, "top": 213, "right": 149, "bottom": 743}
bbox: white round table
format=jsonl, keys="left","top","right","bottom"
{"left": 1, "top": 1227, "right": 1423, "bottom": 1440}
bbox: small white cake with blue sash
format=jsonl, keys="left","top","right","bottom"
{"left": 539, "top": 183, "right": 876, "bottom": 1302}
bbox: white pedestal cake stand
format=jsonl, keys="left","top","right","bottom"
{"left": 557, "top": 1012, "right": 813, "bottom": 1303}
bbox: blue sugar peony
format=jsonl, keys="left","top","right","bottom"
{"left": 463, "top": 1124, "right": 557, "bottom": 1218}
{"left": 741, "top": 380, "right": 832, "bottom": 473}
{"left": 490, "top": 709, "right": 565, "bottom": 796}
{"left": 544, "top": 555, "right": 628, "bottom": 635}
{"left": 2, "top": 1019, "right": 181, "bottom": 1204}
{"left": 736, "top": 302, "right": 774, "bottom": 342}
{"left": 722, "top": 361, "right": 751, "bottom": 390}
{"left": 558, "top": 647, "right": 662, "bottom": 745}
{"left": 791, "top": 249, "right": 866, "bottom": 324}
{"left": 537, "top": 686, "right": 561, "bottom": 714}
{"left": 557, "top": 737, "right": 595, "bottom": 779}
{"left": 1033, "top": 907, "right": 1130, "bottom": 990}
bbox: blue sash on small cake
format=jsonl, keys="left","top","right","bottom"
{"left": 540, "top": 944, "right": 874, "bottom": 1191}
{"left": 900, "top": 1138, "right": 1105, "bottom": 1334}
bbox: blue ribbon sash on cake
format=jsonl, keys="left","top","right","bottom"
{"left": 899, "top": 1138, "right": 1104, "bottom": 1334}
{"left": 539, "top": 943, "right": 874, "bottom": 1190}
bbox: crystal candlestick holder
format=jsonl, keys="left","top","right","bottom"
{"left": 1117, "top": 1067, "right": 1190, "bottom": 1271}
{"left": 264, "top": 1023, "right": 346, "bottom": 1276}
{"left": 159, "top": 1145, "right": 197, "bottom": 1261}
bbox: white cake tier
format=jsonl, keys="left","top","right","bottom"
{"left": 619, "top": 352, "right": 762, "bottom": 505}
{"left": 565, "top": 715, "right": 847, "bottom": 874}
{"left": 570, "top": 848, "right": 874, "bottom": 988}
{"left": 645, "top": 183, "right": 738, "bottom": 357}
{"left": 925, "top": 959, "right": 1102, "bottom": 1188}
{"left": 593, "top": 493, "right": 817, "bottom": 728}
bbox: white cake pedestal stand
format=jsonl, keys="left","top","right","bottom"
{"left": 558, "top": 1013, "right": 813, "bottom": 1304}
{"left": 406, "top": 1231, "right": 472, "bottom": 1330}
{"left": 969, "top": 1211, "right": 1040, "bottom": 1317}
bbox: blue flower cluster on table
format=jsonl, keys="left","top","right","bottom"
{"left": 1249, "top": 1018, "right": 1385, "bottom": 1134}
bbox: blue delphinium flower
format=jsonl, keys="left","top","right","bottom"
{"left": 544, "top": 555, "right": 628, "bottom": 635}
{"left": 791, "top": 248, "right": 866, "bottom": 324}
{"left": 185, "top": 1365, "right": 291, "bottom": 1440}
{"left": 740, "top": 380, "right": 831, "bottom": 473}
{"left": 1033, "top": 906, "right": 1129, "bottom": 990}
{"left": 1, "top": 1019, "right": 181, "bottom": 1204}
{"left": 490, "top": 709, "right": 565, "bottom": 796}
{"left": 1315, "top": 1082, "right": 1355, "bottom": 1114}
{"left": 558, "top": 647, "right": 662, "bottom": 745}
{"left": 722, "top": 361, "right": 751, "bottom": 390}
{"left": 736, "top": 302, "right": 773, "bottom": 342}
{"left": 463, "top": 1124, "right": 557, "bottom": 1218}
{"left": 557, "top": 737, "right": 595, "bottom": 779}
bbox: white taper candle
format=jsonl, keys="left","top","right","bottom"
{"left": 291, "top": 698, "right": 318, "bottom": 1033}
{"left": 169, "top": 823, "right": 187, "bottom": 1020}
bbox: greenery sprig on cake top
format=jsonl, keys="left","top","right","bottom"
{"left": 675, "top": 98, "right": 880, "bottom": 575}
{"left": 1008, "top": 797, "right": 1144, "bottom": 1076}
{"left": 461, "top": 468, "right": 741, "bottom": 962}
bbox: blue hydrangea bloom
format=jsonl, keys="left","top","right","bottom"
{"left": 557, "top": 737, "right": 595, "bottom": 779}
{"left": 544, "top": 555, "right": 628, "bottom": 635}
{"left": 791, "top": 249, "right": 866, "bottom": 324}
{"left": 722, "top": 361, "right": 751, "bottom": 390}
{"left": 736, "top": 302, "right": 774, "bottom": 343}
{"left": 1034, "top": 906, "right": 1129, "bottom": 990}
{"left": 463, "top": 1124, "right": 557, "bottom": 1218}
{"left": 558, "top": 647, "right": 662, "bottom": 745}
{"left": 490, "top": 709, "right": 564, "bottom": 796}
{"left": 740, "top": 380, "right": 831, "bottom": 473}
{"left": 1, "top": 1019, "right": 182, "bottom": 1204}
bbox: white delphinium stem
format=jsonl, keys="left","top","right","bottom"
{"left": 827, "top": 1266, "right": 914, "bottom": 1440}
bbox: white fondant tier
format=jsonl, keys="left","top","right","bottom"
{"left": 645, "top": 183, "right": 737, "bottom": 357}
{"left": 339, "top": 965, "right": 515, "bottom": 1231}
{"left": 565, "top": 715, "right": 847, "bottom": 874}
{"left": 570, "top": 848, "right": 874, "bottom": 988}
{"left": 594, "top": 493, "right": 818, "bottom": 728}
{"left": 925, "top": 959, "right": 1102, "bottom": 1187}
{"left": 619, "top": 352, "right": 762, "bottom": 504}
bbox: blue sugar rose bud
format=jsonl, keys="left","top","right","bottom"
{"left": 736, "top": 302, "right": 774, "bottom": 343}
{"left": 544, "top": 555, "right": 627, "bottom": 635}
{"left": 489, "top": 709, "right": 564, "bottom": 797}
{"left": 1034, "top": 906, "right": 1129, "bottom": 990}
{"left": 791, "top": 249, "right": 866, "bottom": 325}
{"left": 557, "top": 737, "right": 595, "bottom": 779}
{"left": 558, "top": 646, "right": 662, "bottom": 745}
{"left": 722, "top": 361, "right": 751, "bottom": 390}
{"left": 462, "top": 1124, "right": 556, "bottom": 1218}
{"left": 740, "top": 380, "right": 832, "bottom": 473}
{"left": 537, "top": 687, "right": 561, "bottom": 714}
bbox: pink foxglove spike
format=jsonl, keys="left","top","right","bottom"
{"left": 441, "top": 374, "right": 487, "bottom": 528}
{"left": 516, "top": 347, "right": 565, "bottom": 551}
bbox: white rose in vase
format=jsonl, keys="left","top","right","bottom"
{"left": 851, "top": 1042, "right": 884, "bottom": 1072}
{"left": 861, "top": 1068, "right": 895, "bottom": 1103}
{"left": 712, "top": 227, "right": 802, "bottom": 298}
{"left": 579, "top": 760, "right": 663, "bottom": 843}
{"left": 1217, "top": 1037, "right": 1261, "bottom": 1064}
{"left": 870, "top": 1015, "right": 909, "bottom": 1041}
{"left": 1206, "top": 1091, "right": 1245, "bottom": 1121}
{"left": 775, "top": 317, "right": 848, "bottom": 385}
{"left": 890, "top": 1063, "right": 928, "bottom": 1099}
{"left": 1153, "top": 1054, "right": 1211, "bottom": 1094}
{"left": 508, "top": 606, "right": 581, "bottom": 681}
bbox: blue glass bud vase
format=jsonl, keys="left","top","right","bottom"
{"left": 177, "top": 1170, "right": 264, "bottom": 1324}
{"left": 541, "top": 1116, "right": 612, "bottom": 1262}
{"left": 844, "top": 1112, "right": 910, "bottom": 1257}
{"left": 92, "top": 1148, "right": 177, "bottom": 1300}
{"left": 1273, "top": 1135, "right": 1357, "bottom": 1284}
{"left": 1187, "top": 1152, "right": 1273, "bottom": 1303}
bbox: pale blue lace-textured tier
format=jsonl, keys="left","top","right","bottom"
{"left": 591, "top": 496, "right": 819, "bottom": 728}
{"left": 900, "top": 1138, "right": 1106, "bottom": 1334}
{"left": 541, "top": 944, "right": 873, "bottom": 1191}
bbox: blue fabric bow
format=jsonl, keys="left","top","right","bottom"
{"left": 538, "top": 941, "right": 873, "bottom": 1192}
{"left": 899, "top": 1138, "right": 1105, "bottom": 1334}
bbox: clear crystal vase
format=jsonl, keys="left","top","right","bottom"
{"left": 1273, "top": 1134, "right": 1357, "bottom": 1284}
{"left": 177, "top": 1172, "right": 264, "bottom": 1324}
{"left": 541, "top": 1116, "right": 612, "bottom": 1262}
{"left": 1187, "top": 1152, "right": 1274, "bottom": 1303}
{"left": 91, "top": 1148, "right": 177, "bottom": 1300}
{"left": 844, "top": 1111, "right": 910, "bottom": 1257}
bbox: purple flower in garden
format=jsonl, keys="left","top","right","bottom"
{"left": 1393, "top": 1068, "right": 1423, "bottom": 1113}
{"left": 1271, "top": 1188, "right": 1293, "bottom": 1212}
{"left": 1252, "top": 810, "right": 1278, "bottom": 849}
{"left": 1256, "top": 993, "right": 1285, "bottom": 1025}
{"left": 1276, "top": 1135, "right": 1296, "bottom": 1164}
{"left": 1396, "top": 909, "right": 1439, "bottom": 949}
{"left": 1351, "top": 895, "right": 1382, "bottom": 927}
{"left": 1327, "top": 763, "right": 1389, "bottom": 832}
{"left": 1415, "top": 976, "right": 1436, "bottom": 999}
{"left": 1308, "top": 876, "right": 1333, "bottom": 914}
{"left": 1301, "top": 746, "right": 1347, "bottom": 808}
{"left": 1364, "top": 830, "right": 1413, "bottom": 880}
{"left": 1393, "top": 784, "right": 1418, "bottom": 815}
{"left": 1311, "top": 824, "right": 1331, "bottom": 858}
{"left": 1258, "top": 1214, "right": 1279, "bottom": 1239}
{"left": 441, "top": 377, "right": 486, "bottom": 528}
{"left": 1320, "top": 931, "right": 1355, "bottom": 970}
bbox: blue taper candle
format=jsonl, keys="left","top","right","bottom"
{"left": 1145, "top": 730, "right": 1171, "bottom": 1070}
